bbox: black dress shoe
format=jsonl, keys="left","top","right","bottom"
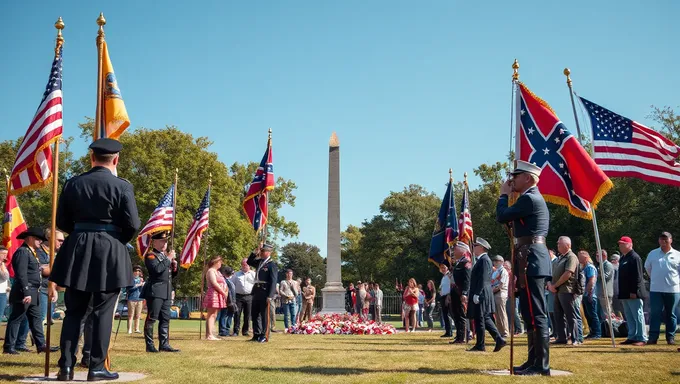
{"left": 440, "top": 333, "right": 452, "bottom": 338}
{"left": 87, "top": 369, "right": 119, "bottom": 381}
{"left": 466, "top": 345, "right": 485, "bottom": 352}
{"left": 56, "top": 367, "right": 74, "bottom": 381}
{"left": 620, "top": 339, "right": 634, "bottom": 345}
{"left": 80, "top": 359, "right": 90, "bottom": 368}
{"left": 160, "top": 345, "right": 180, "bottom": 352}
{"left": 494, "top": 338, "right": 507, "bottom": 352}
{"left": 3, "top": 349, "right": 20, "bottom": 355}
{"left": 515, "top": 367, "right": 551, "bottom": 376}
{"left": 242, "top": 333, "right": 250, "bottom": 337}
{"left": 37, "top": 345, "right": 60, "bottom": 353}
{"left": 15, "top": 346, "right": 31, "bottom": 352}
{"left": 257, "top": 336, "right": 268, "bottom": 343}
{"left": 146, "top": 345, "right": 159, "bottom": 353}
{"left": 249, "top": 336, "right": 259, "bottom": 342}
{"left": 512, "top": 361, "right": 531, "bottom": 373}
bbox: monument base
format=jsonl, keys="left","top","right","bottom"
{"left": 319, "top": 284, "right": 346, "bottom": 314}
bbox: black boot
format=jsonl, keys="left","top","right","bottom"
{"left": 87, "top": 368, "right": 119, "bottom": 381}
{"left": 535, "top": 329, "right": 550, "bottom": 373}
{"left": 144, "top": 320, "right": 158, "bottom": 352}
{"left": 159, "top": 321, "right": 179, "bottom": 352}
{"left": 56, "top": 366, "right": 74, "bottom": 381}
{"left": 513, "top": 330, "right": 534, "bottom": 373}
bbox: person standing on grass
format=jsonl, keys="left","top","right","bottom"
{"left": 594, "top": 249, "right": 614, "bottom": 325}
{"left": 299, "top": 277, "right": 316, "bottom": 322}
{"left": 247, "top": 243, "right": 278, "bottom": 343}
{"left": 231, "top": 258, "right": 255, "bottom": 337}
{"left": 449, "top": 242, "right": 472, "bottom": 344}
{"left": 403, "top": 278, "right": 419, "bottom": 332}
{"left": 439, "top": 263, "right": 453, "bottom": 338}
{"left": 203, "top": 257, "right": 228, "bottom": 341}
{"left": 491, "top": 255, "right": 509, "bottom": 338}
{"left": 279, "top": 269, "right": 299, "bottom": 330}
{"left": 356, "top": 283, "right": 367, "bottom": 320}
{"left": 645, "top": 232, "right": 680, "bottom": 345}
{"left": 0, "top": 247, "right": 9, "bottom": 322}
{"left": 218, "top": 266, "right": 236, "bottom": 337}
{"left": 617, "top": 236, "right": 648, "bottom": 346}
{"left": 374, "top": 283, "right": 383, "bottom": 323}
{"left": 424, "top": 280, "right": 436, "bottom": 331}
{"left": 417, "top": 284, "right": 425, "bottom": 328}
{"left": 578, "top": 251, "right": 601, "bottom": 340}
{"left": 126, "top": 266, "right": 144, "bottom": 334}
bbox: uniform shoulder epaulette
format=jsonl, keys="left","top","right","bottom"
{"left": 146, "top": 254, "right": 156, "bottom": 260}
{"left": 117, "top": 176, "right": 132, "bottom": 184}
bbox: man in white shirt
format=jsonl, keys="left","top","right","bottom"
{"left": 279, "top": 270, "right": 299, "bottom": 330}
{"left": 644, "top": 232, "right": 680, "bottom": 345}
{"left": 491, "top": 255, "right": 509, "bottom": 338}
{"left": 230, "top": 258, "right": 255, "bottom": 337}
{"left": 439, "top": 263, "right": 453, "bottom": 338}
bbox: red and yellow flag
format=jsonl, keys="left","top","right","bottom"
{"left": 3, "top": 185, "right": 28, "bottom": 277}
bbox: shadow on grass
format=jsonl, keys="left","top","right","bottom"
{"left": 283, "top": 346, "right": 437, "bottom": 353}
{"left": 571, "top": 349, "right": 676, "bottom": 354}
{"left": 0, "top": 361, "right": 39, "bottom": 368}
{"left": 0, "top": 375, "right": 25, "bottom": 381}
{"left": 223, "top": 365, "right": 480, "bottom": 376}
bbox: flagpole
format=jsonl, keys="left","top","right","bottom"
{"left": 44, "top": 17, "right": 65, "bottom": 377}
{"left": 564, "top": 68, "right": 616, "bottom": 348}
{"left": 463, "top": 172, "right": 474, "bottom": 261}
{"left": 94, "top": 13, "right": 105, "bottom": 141}
{"left": 171, "top": 168, "right": 178, "bottom": 250}
{"left": 263, "top": 128, "right": 272, "bottom": 244}
{"left": 198, "top": 174, "right": 212, "bottom": 339}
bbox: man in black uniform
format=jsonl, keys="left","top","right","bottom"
{"left": 496, "top": 160, "right": 551, "bottom": 376}
{"left": 51, "top": 138, "right": 141, "bottom": 381}
{"left": 142, "top": 230, "right": 180, "bottom": 353}
{"left": 2, "top": 228, "right": 50, "bottom": 354}
{"left": 247, "top": 242, "right": 278, "bottom": 343}
{"left": 467, "top": 237, "right": 506, "bottom": 352}
{"left": 449, "top": 242, "right": 471, "bottom": 344}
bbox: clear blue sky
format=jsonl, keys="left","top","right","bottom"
{"left": 2, "top": 1, "right": 678, "bottom": 256}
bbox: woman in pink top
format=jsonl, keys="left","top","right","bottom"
{"left": 403, "top": 278, "right": 419, "bottom": 332}
{"left": 204, "top": 256, "right": 228, "bottom": 340}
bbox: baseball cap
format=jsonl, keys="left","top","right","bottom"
{"left": 617, "top": 236, "right": 633, "bottom": 244}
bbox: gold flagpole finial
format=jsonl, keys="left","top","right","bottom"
{"left": 97, "top": 12, "right": 106, "bottom": 38}
{"left": 563, "top": 68, "right": 573, "bottom": 88}
{"left": 54, "top": 17, "right": 64, "bottom": 53}
{"left": 512, "top": 59, "right": 520, "bottom": 82}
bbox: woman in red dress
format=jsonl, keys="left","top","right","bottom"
{"left": 204, "top": 256, "right": 228, "bottom": 340}
{"left": 403, "top": 278, "right": 420, "bottom": 332}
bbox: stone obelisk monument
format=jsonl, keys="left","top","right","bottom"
{"left": 320, "top": 132, "right": 346, "bottom": 314}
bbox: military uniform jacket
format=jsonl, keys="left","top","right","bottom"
{"left": 9, "top": 244, "right": 42, "bottom": 304}
{"left": 467, "top": 253, "right": 495, "bottom": 319}
{"left": 247, "top": 252, "right": 278, "bottom": 299}
{"left": 142, "top": 249, "right": 178, "bottom": 300}
{"left": 451, "top": 256, "right": 471, "bottom": 297}
{"left": 51, "top": 166, "right": 141, "bottom": 292}
{"left": 496, "top": 186, "right": 551, "bottom": 278}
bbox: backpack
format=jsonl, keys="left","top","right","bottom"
{"left": 574, "top": 263, "right": 586, "bottom": 295}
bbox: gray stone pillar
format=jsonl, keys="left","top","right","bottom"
{"left": 320, "top": 132, "right": 346, "bottom": 314}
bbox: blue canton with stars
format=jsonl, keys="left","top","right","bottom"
{"left": 41, "top": 47, "right": 63, "bottom": 104}
{"left": 579, "top": 97, "right": 634, "bottom": 143}
{"left": 520, "top": 96, "right": 588, "bottom": 212}
{"left": 156, "top": 184, "right": 174, "bottom": 209}
{"left": 193, "top": 188, "right": 210, "bottom": 220}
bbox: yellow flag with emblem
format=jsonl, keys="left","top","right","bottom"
{"left": 95, "top": 41, "right": 130, "bottom": 140}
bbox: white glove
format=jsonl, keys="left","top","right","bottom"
{"left": 473, "top": 295, "right": 480, "bottom": 304}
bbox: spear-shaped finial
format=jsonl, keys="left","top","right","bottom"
{"left": 563, "top": 68, "right": 573, "bottom": 88}
{"left": 97, "top": 12, "right": 106, "bottom": 40}
{"left": 512, "top": 59, "right": 520, "bottom": 82}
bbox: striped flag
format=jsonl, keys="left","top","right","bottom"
{"left": 9, "top": 47, "right": 63, "bottom": 195}
{"left": 458, "top": 183, "right": 473, "bottom": 245}
{"left": 180, "top": 186, "right": 210, "bottom": 268}
{"left": 136, "top": 184, "right": 174, "bottom": 258}
{"left": 243, "top": 138, "right": 274, "bottom": 232}
{"left": 580, "top": 96, "right": 680, "bottom": 187}
{"left": 3, "top": 181, "right": 28, "bottom": 277}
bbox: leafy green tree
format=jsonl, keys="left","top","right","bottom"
{"left": 279, "top": 242, "right": 326, "bottom": 287}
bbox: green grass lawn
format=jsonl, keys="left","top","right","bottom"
{"left": 1, "top": 319, "right": 678, "bottom": 383}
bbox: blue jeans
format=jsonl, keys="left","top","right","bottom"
{"left": 648, "top": 292, "right": 680, "bottom": 342}
{"left": 0, "top": 293, "right": 7, "bottom": 320}
{"left": 572, "top": 295, "right": 584, "bottom": 342}
{"left": 583, "top": 294, "right": 601, "bottom": 337}
{"left": 218, "top": 308, "right": 233, "bottom": 336}
{"left": 283, "top": 302, "right": 297, "bottom": 329}
{"left": 622, "top": 298, "right": 647, "bottom": 342}
{"left": 39, "top": 291, "right": 55, "bottom": 323}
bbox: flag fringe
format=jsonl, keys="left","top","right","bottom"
{"left": 518, "top": 82, "right": 559, "bottom": 117}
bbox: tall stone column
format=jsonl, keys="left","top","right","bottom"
{"left": 321, "top": 132, "right": 346, "bottom": 314}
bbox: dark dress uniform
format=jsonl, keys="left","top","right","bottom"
{"left": 450, "top": 255, "right": 471, "bottom": 343}
{"left": 247, "top": 249, "right": 278, "bottom": 342}
{"left": 497, "top": 182, "right": 551, "bottom": 375}
{"left": 467, "top": 251, "right": 505, "bottom": 351}
{"left": 141, "top": 233, "right": 179, "bottom": 352}
{"left": 2, "top": 229, "right": 47, "bottom": 354}
{"left": 50, "top": 139, "right": 141, "bottom": 380}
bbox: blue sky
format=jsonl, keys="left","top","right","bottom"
{"left": 2, "top": 1, "right": 678, "bottom": 256}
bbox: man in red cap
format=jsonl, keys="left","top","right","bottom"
{"left": 617, "top": 236, "right": 648, "bottom": 346}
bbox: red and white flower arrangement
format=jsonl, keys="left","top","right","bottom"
{"left": 286, "top": 313, "right": 397, "bottom": 335}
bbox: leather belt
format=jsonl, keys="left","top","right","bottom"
{"left": 514, "top": 235, "right": 546, "bottom": 246}
{"left": 74, "top": 223, "right": 122, "bottom": 233}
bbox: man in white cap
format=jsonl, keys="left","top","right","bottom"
{"left": 497, "top": 160, "right": 551, "bottom": 376}
{"left": 467, "top": 237, "right": 506, "bottom": 352}
{"left": 449, "top": 242, "right": 472, "bottom": 344}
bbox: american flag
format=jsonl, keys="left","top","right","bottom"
{"left": 243, "top": 139, "right": 274, "bottom": 232}
{"left": 136, "top": 184, "right": 174, "bottom": 258}
{"left": 180, "top": 186, "right": 210, "bottom": 268}
{"left": 458, "top": 183, "right": 473, "bottom": 244}
{"left": 580, "top": 96, "right": 680, "bottom": 187}
{"left": 9, "top": 47, "right": 63, "bottom": 195}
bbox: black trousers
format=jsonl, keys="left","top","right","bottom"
{"left": 233, "top": 293, "right": 252, "bottom": 335}
{"left": 439, "top": 295, "right": 452, "bottom": 335}
{"left": 58, "top": 288, "right": 119, "bottom": 371}
{"left": 473, "top": 308, "right": 502, "bottom": 348}
{"left": 251, "top": 293, "right": 270, "bottom": 338}
{"left": 518, "top": 276, "right": 550, "bottom": 371}
{"left": 3, "top": 298, "right": 45, "bottom": 351}
{"left": 450, "top": 293, "right": 468, "bottom": 341}
{"left": 144, "top": 297, "right": 171, "bottom": 348}
{"left": 79, "top": 299, "right": 95, "bottom": 363}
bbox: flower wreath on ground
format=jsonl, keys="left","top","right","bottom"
{"left": 286, "top": 313, "right": 397, "bottom": 335}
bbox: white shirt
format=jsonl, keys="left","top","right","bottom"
{"left": 491, "top": 267, "right": 509, "bottom": 298}
{"left": 231, "top": 269, "right": 256, "bottom": 295}
{"left": 440, "top": 274, "right": 451, "bottom": 296}
{"left": 645, "top": 247, "right": 680, "bottom": 293}
{"left": 0, "top": 264, "right": 9, "bottom": 293}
